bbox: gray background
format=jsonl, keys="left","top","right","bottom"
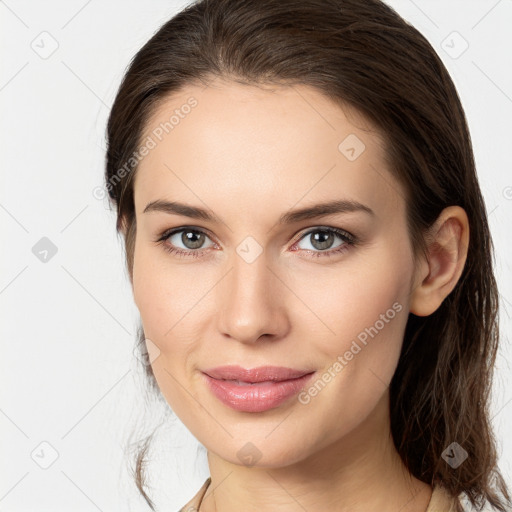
{"left": 1, "top": 0, "right": 511, "bottom": 510}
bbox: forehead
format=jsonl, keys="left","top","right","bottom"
{"left": 134, "top": 78, "right": 405, "bottom": 223}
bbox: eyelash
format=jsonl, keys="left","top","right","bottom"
{"left": 154, "top": 226, "right": 358, "bottom": 260}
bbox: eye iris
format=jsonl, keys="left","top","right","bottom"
{"left": 182, "top": 230, "right": 205, "bottom": 249}
{"left": 311, "top": 230, "right": 335, "bottom": 250}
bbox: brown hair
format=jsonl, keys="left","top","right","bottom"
{"left": 104, "top": 0, "right": 511, "bottom": 510}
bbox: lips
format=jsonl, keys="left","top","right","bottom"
{"left": 202, "top": 365, "right": 313, "bottom": 383}
{"left": 201, "top": 365, "right": 315, "bottom": 412}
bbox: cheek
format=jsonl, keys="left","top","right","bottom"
{"left": 131, "top": 245, "right": 207, "bottom": 400}
{"left": 132, "top": 243, "right": 204, "bottom": 341}
{"left": 329, "top": 247, "right": 412, "bottom": 375}
{"left": 288, "top": 246, "right": 412, "bottom": 359}
{"left": 293, "top": 245, "right": 412, "bottom": 422}
{"left": 336, "top": 267, "right": 409, "bottom": 355}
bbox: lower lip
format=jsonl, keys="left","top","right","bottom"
{"left": 202, "top": 372, "right": 315, "bottom": 412}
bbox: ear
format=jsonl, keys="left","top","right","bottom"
{"left": 409, "top": 206, "right": 470, "bottom": 317}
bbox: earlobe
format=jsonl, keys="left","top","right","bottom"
{"left": 409, "top": 206, "right": 469, "bottom": 317}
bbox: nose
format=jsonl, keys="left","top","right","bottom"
{"left": 216, "top": 250, "right": 290, "bottom": 345}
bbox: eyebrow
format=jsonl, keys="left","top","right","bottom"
{"left": 143, "top": 199, "right": 375, "bottom": 224}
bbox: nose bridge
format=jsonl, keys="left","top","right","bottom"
{"left": 216, "top": 245, "right": 287, "bottom": 343}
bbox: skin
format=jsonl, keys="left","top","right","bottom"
{"left": 127, "top": 77, "right": 469, "bottom": 512}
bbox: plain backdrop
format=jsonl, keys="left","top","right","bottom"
{"left": 1, "top": 1, "right": 511, "bottom": 511}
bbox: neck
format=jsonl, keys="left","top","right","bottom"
{"left": 200, "top": 392, "right": 432, "bottom": 512}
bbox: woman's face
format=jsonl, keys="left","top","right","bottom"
{"left": 131, "top": 78, "right": 419, "bottom": 467}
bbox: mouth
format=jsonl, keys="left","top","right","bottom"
{"left": 201, "top": 365, "right": 315, "bottom": 412}
{"left": 202, "top": 365, "right": 313, "bottom": 382}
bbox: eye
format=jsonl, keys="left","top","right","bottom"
{"left": 155, "top": 227, "right": 216, "bottom": 258}
{"left": 291, "top": 227, "right": 356, "bottom": 258}
{"left": 155, "top": 225, "right": 357, "bottom": 259}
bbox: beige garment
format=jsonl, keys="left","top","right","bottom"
{"left": 178, "top": 477, "right": 460, "bottom": 512}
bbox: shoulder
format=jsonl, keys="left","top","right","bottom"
{"left": 178, "top": 477, "right": 211, "bottom": 512}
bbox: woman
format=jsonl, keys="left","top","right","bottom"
{"left": 104, "top": 0, "right": 511, "bottom": 511}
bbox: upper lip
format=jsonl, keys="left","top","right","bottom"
{"left": 202, "top": 365, "right": 314, "bottom": 383}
